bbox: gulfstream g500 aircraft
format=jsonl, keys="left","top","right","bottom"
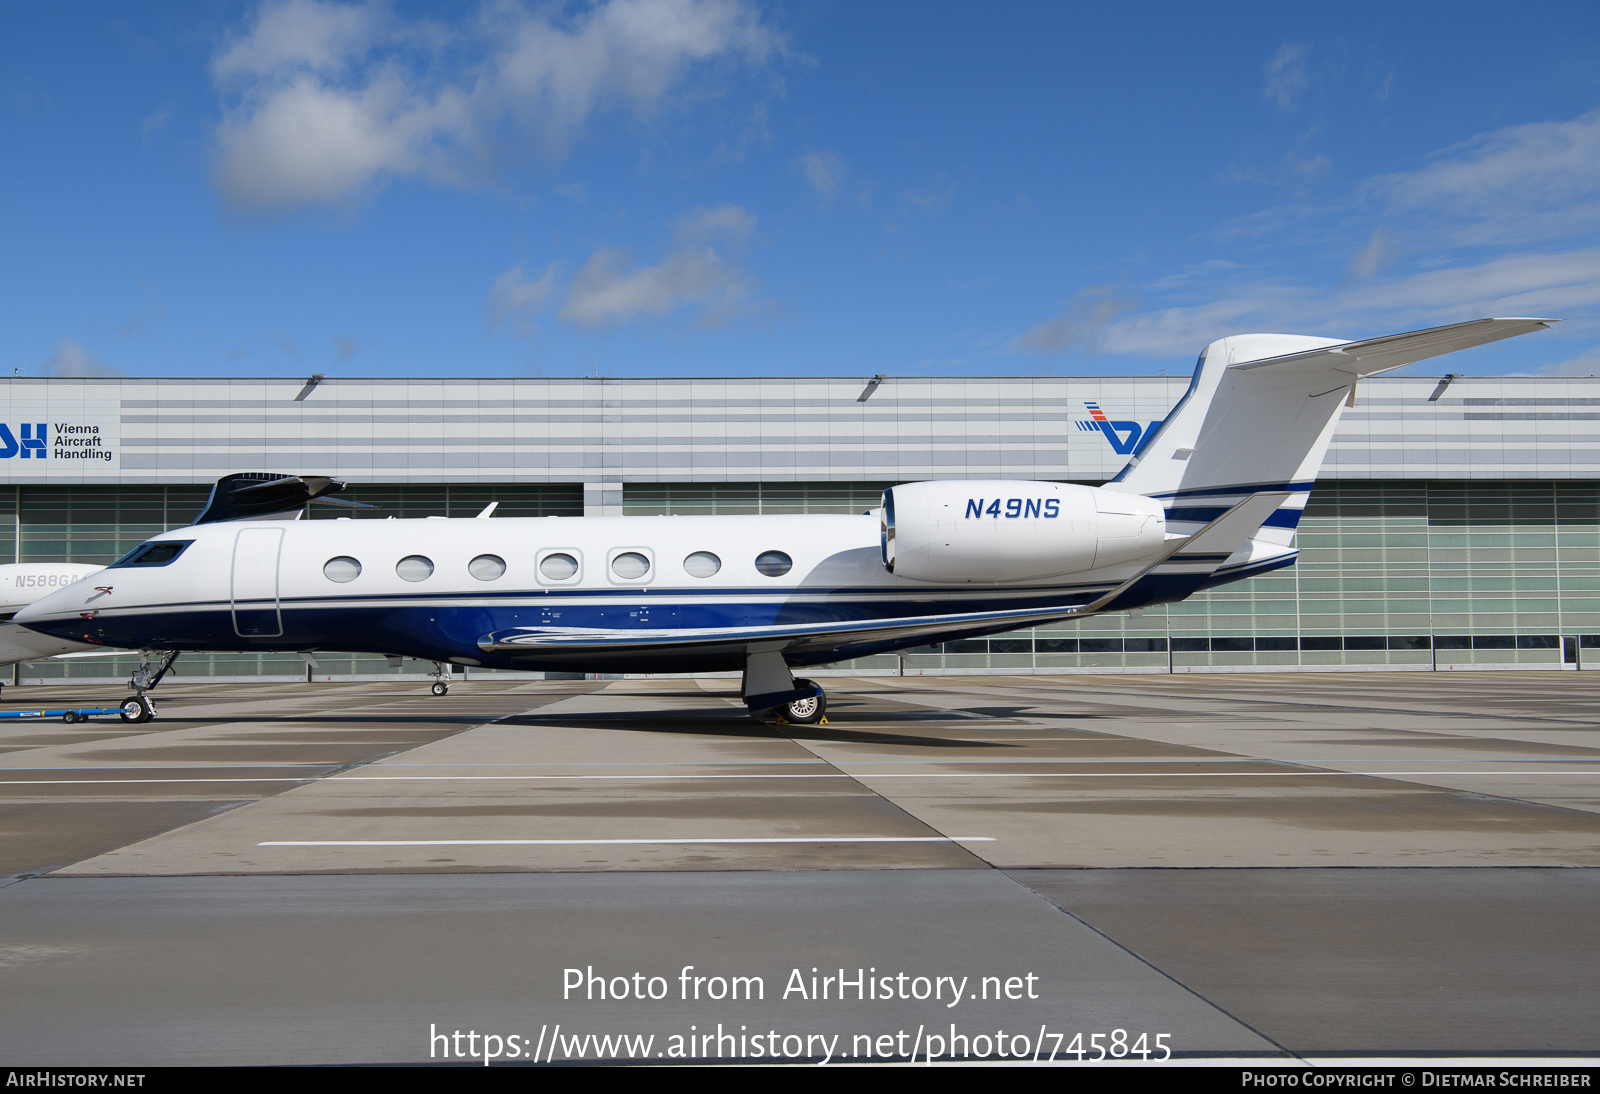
{"left": 14, "top": 318, "right": 1553, "bottom": 724}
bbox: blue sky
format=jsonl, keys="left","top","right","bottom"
{"left": 3, "top": 0, "right": 1599, "bottom": 380}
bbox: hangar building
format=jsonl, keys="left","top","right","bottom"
{"left": 2, "top": 370, "right": 1596, "bottom": 681}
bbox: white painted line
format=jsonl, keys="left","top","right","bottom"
{"left": 8, "top": 770, "right": 1596, "bottom": 787}
{"left": 0, "top": 764, "right": 347, "bottom": 771}
{"left": 4, "top": 756, "right": 1595, "bottom": 773}
{"left": 0, "top": 777, "right": 312, "bottom": 785}
{"left": 258, "top": 836, "right": 996, "bottom": 847}
{"left": 326, "top": 770, "right": 1600, "bottom": 782}
{"left": 362, "top": 757, "right": 1600, "bottom": 767}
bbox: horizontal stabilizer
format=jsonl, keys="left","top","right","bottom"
{"left": 1171, "top": 492, "right": 1291, "bottom": 560}
{"left": 1232, "top": 317, "right": 1555, "bottom": 379}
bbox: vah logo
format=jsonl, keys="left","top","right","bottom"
{"left": 1075, "top": 402, "right": 1165, "bottom": 456}
{"left": 0, "top": 423, "right": 113, "bottom": 461}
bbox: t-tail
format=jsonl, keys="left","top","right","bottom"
{"left": 1103, "top": 317, "right": 1555, "bottom": 598}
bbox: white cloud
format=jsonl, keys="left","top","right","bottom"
{"left": 490, "top": 0, "right": 774, "bottom": 132}
{"left": 1335, "top": 249, "right": 1600, "bottom": 318}
{"left": 214, "top": 71, "right": 465, "bottom": 209}
{"left": 1147, "top": 260, "right": 1241, "bottom": 289}
{"left": 901, "top": 179, "right": 954, "bottom": 216}
{"left": 1094, "top": 250, "right": 1599, "bottom": 358}
{"left": 212, "top": 0, "right": 378, "bottom": 81}
{"left": 43, "top": 340, "right": 122, "bottom": 378}
{"left": 332, "top": 334, "right": 361, "bottom": 362}
{"left": 1017, "top": 285, "right": 1138, "bottom": 354}
{"left": 140, "top": 109, "right": 170, "bottom": 145}
{"left": 1092, "top": 288, "right": 1310, "bottom": 359}
{"left": 1027, "top": 107, "right": 1600, "bottom": 365}
{"left": 559, "top": 245, "right": 752, "bottom": 328}
{"left": 486, "top": 262, "right": 560, "bottom": 333}
{"left": 550, "top": 203, "right": 759, "bottom": 328}
{"left": 1348, "top": 226, "right": 1396, "bottom": 280}
{"left": 484, "top": 204, "right": 761, "bottom": 333}
{"left": 272, "top": 329, "right": 304, "bottom": 358}
{"left": 1262, "top": 43, "right": 1310, "bottom": 111}
{"left": 797, "top": 150, "right": 845, "bottom": 197}
{"left": 1540, "top": 345, "right": 1600, "bottom": 376}
{"left": 211, "top": 0, "right": 779, "bottom": 211}
{"left": 672, "top": 203, "right": 755, "bottom": 244}
{"left": 1220, "top": 146, "right": 1331, "bottom": 192}
{"left": 1365, "top": 107, "right": 1600, "bottom": 247}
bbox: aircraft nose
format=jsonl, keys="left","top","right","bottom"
{"left": 14, "top": 580, "right": 97, "bottom": 624}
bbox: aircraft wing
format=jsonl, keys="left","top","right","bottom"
{"left": 192, "top": 473, "right": 372, "bottom": 525}
{"left": 1231, "top": 317, "right": 1555, "bottom": 379}
{"left": 478, "top": 600, "right": 1102, "bottom": 661}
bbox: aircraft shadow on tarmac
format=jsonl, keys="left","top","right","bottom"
{"left": 496, "top": 709, "right": 1016, "bottom": 749}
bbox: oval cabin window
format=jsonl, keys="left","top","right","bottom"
{"left": 396, "top": 555, "right": 434, "bottom": 582}
{"left": 323, "top": 556, "right": 361, "bottom": 583}
{"left": 683, "top": 551, "right": 720, "bottom": 578}
{"left": 540, "top": 553, "right": 579, "bottom": 580}
{"left": 611, "top": 551, "right": 650, "bottom": 580}
{"left": 755, "top": 550, "right": 792, "bottom": 577}
{"left": 469, "top": 554, "right": 506, "bottom": 580}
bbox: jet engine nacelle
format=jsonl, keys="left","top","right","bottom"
{"left": 881, "top": 480, "right": 1166, "bottom": 583}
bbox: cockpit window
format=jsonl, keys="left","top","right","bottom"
{"left": 108, "top": 541, "right": 193, "bottom": 568}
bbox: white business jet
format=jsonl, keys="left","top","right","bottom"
{"left": 0, "top": 563, "right": 112, "bottom": 696}
{"left": 13, "top": 318, "right": 1553, "bottom": 724}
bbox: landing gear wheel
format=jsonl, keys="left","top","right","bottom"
{"left": 119, "top": 696, "right": 154, "bottom": 724}
{"left": 782, "top": 681, "right": 827, "bottom": 725}
{"left": 430, "top": 681, "right": 449, "bottom": 696}
{"left": 61, "top": 711, "right": 82, "bottom": 724}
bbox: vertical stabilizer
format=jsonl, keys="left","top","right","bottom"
{"left": 1105, "top": 319, "right": 1554, "bottom": 555}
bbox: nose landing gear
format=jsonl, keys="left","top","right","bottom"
{"left": 119, "top": 695, "right": 155, "bottom": 723}
{"left": 429, "top": 662, "right": 449, "bottom": 696}
{"left": 118, "top": 650, "right": 178, "bottom": 723}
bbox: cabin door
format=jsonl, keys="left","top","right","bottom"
{"left": 231, "top": 527, "right": 283, "bottom": 637}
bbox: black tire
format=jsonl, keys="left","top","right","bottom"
{"left": 120, "top": 696, "right": 153, "bottom": 724}
{"left": 783, "top": 681, "right": 826, "bottom": 725}
{"left": 431, "top": 681, "right": 449, "bottom": 696}
{"left": 62, "top": 711, "right": 81, "bottom": 724}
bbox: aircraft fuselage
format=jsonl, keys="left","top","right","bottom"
{"left": 13, "top": 510, "right": 1207, "bottom": 674}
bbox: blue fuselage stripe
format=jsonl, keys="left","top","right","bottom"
{"left": 27, "top": 590, "right": 1115, "bottom": 672}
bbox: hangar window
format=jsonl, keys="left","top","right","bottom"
{"left": 323, "top": 556, "right": 361, "bottom": 583}
{"left": 110, "top": 541, "right": 194, "bottom": 568}
{"left": 540, "top": 552, "right": 579, "bottom": 580}
{"left": 611, "top": 551, "right": 651, "bottom": 580}
{"left": 755, "top": 550, "right": 792, "bottom": 577}
{"left": 396, "top": 555, "right": 434, "bottom": 582}
{"left": 469, "top": 554, "right": 506, "bottom": 581}
{"left": 683, "top": 551, "right": 721, "bottom": 578}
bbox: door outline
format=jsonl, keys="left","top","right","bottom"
{"left": 231, "top": 527, "right": 283, "bottom": 638}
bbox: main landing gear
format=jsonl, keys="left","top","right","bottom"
{"left": 776, "top": 682, "right": 827, "bottom": 725}
{"left": 120, "top": 649, "right": 179, "bottom": 723}
{"left": 741, "top": 650, "right": 828, "bottom": 725}
{"left": 429, "top": 662, "right": 449, "bottom": 696}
